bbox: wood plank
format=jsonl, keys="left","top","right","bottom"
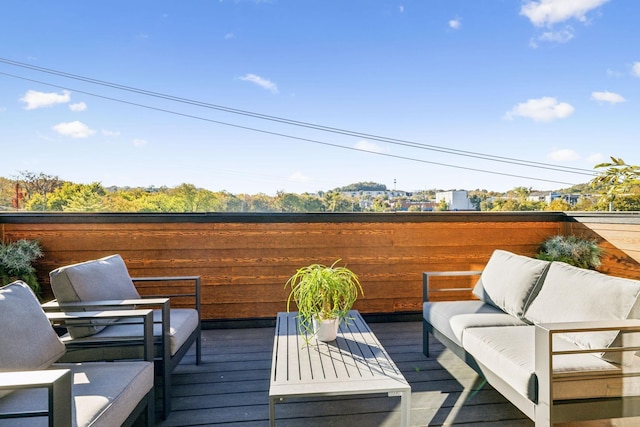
{"left": 155, "top": 320, "right": 535, "bottom": 426}
{"left": 3, "top": 212, "right": 640, "bottom": 321}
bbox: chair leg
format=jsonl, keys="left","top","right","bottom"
{"left": 162, "top": 362, "right": 171, "bottom": 420}
{"left": 146, "top": 387, "right": 155, "bottom": 427}
{"left": 422, "top": 319, "right": 431, "bottom": 357}
{"left": 196, "top": 334, "right": 202, "bottom": 365}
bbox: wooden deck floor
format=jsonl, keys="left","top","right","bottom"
{"left": 156, "top": 320, "right": 534, "bottom": 427}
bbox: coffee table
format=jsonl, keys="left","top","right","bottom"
{"left": 269, "top": 310, "right": 411, "bottom": 426}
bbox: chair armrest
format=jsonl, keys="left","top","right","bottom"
{"left": 46, "top": 309, "right": 155, "bottom": 362}
{"left": 422, "top": 270, "right": 482, "bottom": 302}
{"left": 42, "top": 298, "right": 169, "bottom": 310}
{"left": 131, "top": 276, "right": 200, "bottom": 305}
{"left": 0, "top": 369, "right": 72, "bottom": 426}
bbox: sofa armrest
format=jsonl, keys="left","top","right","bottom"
{"left": 0, "top": 369, "right": 72, "bottom": 426}
{"left": 422, "top": 271, "right": 482, "bottom": 302}
{"left": 46, "top": 309, "right": 155, "bottom": 362}
{"left": 535, "top": 319, "right": 640, "bottom": 413}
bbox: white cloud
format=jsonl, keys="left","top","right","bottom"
{"left": 224, "top": 32, "right": 235, "bottom": 40}
{"left": 239, "top": 73, "right": 279, "bottom": 93}
{"left": 0, "top": 107, "right": 6, "bottom": 113}
{"left": 289, "top": 171, "right": 310, "bottom": 183}
{"left": 449, "top": 18, "right": 461, "bottom": 30}
{"left": 587, "top": 153, "right": 606, "bottom": 164}
{"left": 503, "top": 97, "right": 574, "bottom": 122}
{"left": 632, "top": 62, "right": 640, "bottom": 78}
{"left": 538, "top": 28, "right": 574, "bottom": 43}
{"left": 20, "top": 89, "right": 71, "bottom": 110}
{"left": 69, "top": 102, "right": 87, "bottom": 112}
{"left": 355, "top": 140, "right": 385, "bottom": 153}
{"left": 548, "top": 148, "right": 580, "bottom": 162}
{"left": 520, "top": 0, "right": 609, "bottom": 27}
{"left": 399, "top": 5, "right": 404, "bottom": 13}
{"left": 102, "top": 129, "right": 121, "bottom": 137}
{"left": 52, "top": 121, "right": 96, "bottom": 138}
{"left": 607, "top": 68, "right": 623, "bottom": 77}
{"left": 591, "top": 91, "right": 625, "bottom": 104}
{"left": 132, "top": 138, "right": 148, "bottom": 147}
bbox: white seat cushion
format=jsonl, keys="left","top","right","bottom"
{"left": 60, "top": 308, "right": 199, "bottom": 359}
{"left": 0, "top": 361, "right": 153, "bottom": 427}
{"left": 424, "top": 300, "right": 524, "bottom": 347}
{"left": 462, "top": 325, "right": 635, "bottom": 402}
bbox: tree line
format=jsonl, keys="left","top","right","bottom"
{"left": 1, "top": 159, "right": 639, "bottom": 213}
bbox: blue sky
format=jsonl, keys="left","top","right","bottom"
{"left": 1, "top": 0, "right": 638, "bottom": 195}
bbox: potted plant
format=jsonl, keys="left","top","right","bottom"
{"left": 0, "top": 239, "right": 44, "bottom": 297}
{"left": 285, "top": 260, "right": 364, "bottom": 342}
{"left": 536, "top": 235, "right": 602, "bottom": 270}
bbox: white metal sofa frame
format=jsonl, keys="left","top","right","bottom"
{"left": 44, "top": 255, "right": 202, "bottom": 420}
{"left": 422, "top": 268, "right": 640, "bottom": 427}
{"left": 0, "top": 281, "right": 155, "bottom": 427}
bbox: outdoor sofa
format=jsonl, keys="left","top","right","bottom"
{"left": 423, "top": 249, "right": 640, "bottom": 426}
{"left": 0, "top": 281, "right": 155, "bottom": 426}
{"left": 43, "top": 254, "right": 201, "bottom": 419}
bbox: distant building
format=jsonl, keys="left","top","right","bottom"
{"left": 340, "top": 190, "right": 408, "bottom": 199}
{"left": 527, "top": 191, "right": 581, "bottom": 206}
{"left": 435, "top": 190, "right": 474, "bottom": 211}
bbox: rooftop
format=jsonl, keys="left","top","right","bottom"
{"left": 160, "top": 320, "right": 532, "bottom": 426}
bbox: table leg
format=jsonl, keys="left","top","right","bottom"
{"left": 269, "top": 397, "right": 275, "bottom": 427}
{"left": 400, "top": 390, "right": 411, "bottom": 427}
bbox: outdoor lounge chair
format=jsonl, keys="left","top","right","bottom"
{"left": 44, "top": 254, "right": 202, "bottom": 419}
{"left": 0, "top": 281, "right": 155, "bottom": 427}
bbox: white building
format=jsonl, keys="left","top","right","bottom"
{"left": 435, "top": 190, "right": 474, "bottom": 211}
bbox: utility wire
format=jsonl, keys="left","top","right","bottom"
{"left": 0, "top": 57, "right": 596, "bottom": 178}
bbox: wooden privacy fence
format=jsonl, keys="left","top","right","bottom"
{"left": 2, "top": 211, "right": 640, "bottom": 322}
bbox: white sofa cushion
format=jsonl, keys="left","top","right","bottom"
{"left": 472, "top": 250, "right": 550, "bottom": 319}
{"left": 0, "top": 281, "right": 66, "bottom": 399}
{"left": 0, "top": 361, "right": 153, "bottom": 427}
{"left": 424, "top": 300, "right": 525, "bottom": 347}
{"left": 49, "top": 254, "right": 141, "bottom": 338}
{"left": 462, "top": 325, "right": 627, "bottom": 402}
{"left": 524, "top": 262, "right": 640, "bottom": 360}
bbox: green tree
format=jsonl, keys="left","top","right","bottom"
{"left": 546, "top": 198, "right": 571, "bottom": 211}
{"left": 590, "top": 157, "right": 640, "bottom": 211}
{"left": 43, "top": 182, "right": 106, "bottom": 211}
{"left": 0, "top": 177, "right": 17, "bottom": 210}
{"left": 18, "top": 171, "right": 63, "bottom": 210}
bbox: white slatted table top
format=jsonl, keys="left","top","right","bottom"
{"left": 269, "top": 310, "right": 410, "bottom": 399}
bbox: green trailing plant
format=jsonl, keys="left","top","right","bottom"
{"left": 285, "top": 260, "right": 363, "bottom": 337}
{"left": 536, "top": 235, "right": 602, "bottom": 270}
{"left": 0, "top": 239, "right": 44, "bottom": 297}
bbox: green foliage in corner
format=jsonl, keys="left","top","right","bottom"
{"left": 0, "top": 239, "right": 44, "bottom": 297}
{"left": 536, "top": 235, "right": 602, "bottom": 270}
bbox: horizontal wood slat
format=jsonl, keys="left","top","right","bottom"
{"left": 3, "top": 212, "right": 640, "bottom": 321}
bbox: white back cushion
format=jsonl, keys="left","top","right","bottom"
{"left": 472, "top": 250, "right": 550, "bottom": 319}
{"left": 49, "top": 254, "right": 141, "bottom": 338}
{"left": 0, "top": 281, "right": 66, "bottom": 398}
{"left": 525, "top": 262, "right": 640, "bottom": 359}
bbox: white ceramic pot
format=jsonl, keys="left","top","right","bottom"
{"left": 313, "top": 317, "right": 340, "bottom": 342}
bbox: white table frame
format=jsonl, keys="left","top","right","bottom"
{"left": 269, "top": 310, "right": 411, "bottom": 426}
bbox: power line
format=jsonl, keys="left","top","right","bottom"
{"left": 0, "top": 59, "right": 596, "bottom": 186}
{"left": 0, "top": 57, "right": 596, "bottom": 176}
